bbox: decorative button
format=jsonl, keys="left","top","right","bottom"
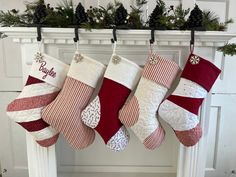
{"left": 149, "top": 55, "right": 158, "bottom": 65}
{"left": 190, "top": 55, "right": 200, "bottom": 65}
{"left": 112, "top": 55, "right": 121, "bottom": 64}
{"left": 74, "top": 53, "right": 83, "bottom": 63}
{"left": 35, "top": 52, "right": 44, "bottom": 62}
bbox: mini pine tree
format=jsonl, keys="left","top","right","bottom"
{"left": 114, "top": 4, "right": 128, "bottom": 26}
{"left": 74, "top": 3, "right": 87, "bottom": 25}
{"left": 148, "top": 0, "right": 166, "bottom": 29}
{"left": 187, "top": 4, "right": 203, "bottom": 29}
{"left": 33, "top": 0, "right": 47, "bottom": 24}
{"left": 128, "top": 0, "right": 147, "bottom": 29}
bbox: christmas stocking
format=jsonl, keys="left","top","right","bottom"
{"left": 81, "top": 54, "right": 142, "bottom": 151}
{"left": 159, "top": 54, "right": 221, "bottom": 146}
{"left": 42, "top": 52, "right": 106, "bottom": 149}
{"left": 6, "top": 53, "right": 69, "bottom": 147}
{"left": 119, "top": 54, "right": 180, "bottom": 149}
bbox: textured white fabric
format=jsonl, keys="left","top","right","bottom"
{"left": 81, "top": 96, "right": 100, "bottom": 128}
{"left": 131, "top": 78, "right": 167, "bottom": 142}
{"left": 30, "top": 126, "right": 58, "bottom": 141}
{"left": 106, "top": 126, "right": 129, "bottom": 152}
{"left": 17, "top": 83, "right": 59, "bottom": 99}
{"left": 7, "top": 107, "right": 42, "bottom": 122}
{"left": 159, "top": 100, "right": 199, "bottom": 131}
{"left": 105, "top": 54, "right": 142, "bottom": 90}
{"left": 29, "top": 53, "right": 69, "bottom": 88}
{"left": 173, "top": 78, "right": 207, "bottom": 98}
{"left": 68, "top": 52, "right": 106, "bottom": 88}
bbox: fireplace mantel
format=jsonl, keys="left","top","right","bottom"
{"left": 1, "top": 27, "right": 235, "bottom": 46}
{"left": 1, "top": 27, "right": 235, "bottom": 177}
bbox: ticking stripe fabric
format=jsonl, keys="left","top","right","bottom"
{"left": 6, "top": 54, "right": 69, "bottom": 147}
{"left": 42, "top": 77, "right": 95, "bottom": 149}
{"left": 119, "top": 54, "right": 180, "bottom": 150}
{"left": 143, "top": 54, "right": 180, "bottom": 89}
{"left": 42, "top": 52, "right": 106, "bottom": 149}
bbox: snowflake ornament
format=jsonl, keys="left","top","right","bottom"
{"left": 190, "top": 55, "right": 200, "bottom": 65}
{"left": 112, "top": 55, "right": 121, "bottom": 64}
{"left": 149, "top": 55, "right": 158, "bottom": 65}
{"left": 35, "top": 52, "right": 44, "bottom": 62}
{"left": 74, "top": 53, "right": 83, "bottom": 63}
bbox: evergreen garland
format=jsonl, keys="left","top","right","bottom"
{"left": 203, "top": 10, "right": 233, "bottom": 31}
{"left": 0, "top": 0, "right": 233, "bottom": 30}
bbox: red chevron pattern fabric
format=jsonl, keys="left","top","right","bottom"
{"left": 119, "top": 54, "right": 180, "bottom": 149}
{"left": 6, "top": 53, "right": 69, "bottom": 147}
{"left": 159, "top": 53, "right": 221, "bottom": 147}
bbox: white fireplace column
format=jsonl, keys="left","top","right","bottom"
{"left": 1, "top": 27, "right": 235, "bottom": 177}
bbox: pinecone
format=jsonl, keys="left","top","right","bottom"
{"left": 75, "top": 3, "right": 88, "bottom": 25}
{"left": 187, "top": 4, "right": 203, "bottom": 29}
{"left": 114, "top": 4, "right": 128, "bottom": 26}
{"left": 148, "top": 0, "right": 165, "bottom": 29}
{"left": 33, "top": 2, "right": 47, "bottom": 24}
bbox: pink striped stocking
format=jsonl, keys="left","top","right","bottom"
{"left": 119, "top": 54, "right": 180, "bottom": 149}
{"left": 42, "top": 52, "right": 106, "bottom": 149}
{"left": 6, "top": 53, "right": 69, "bottom": 147}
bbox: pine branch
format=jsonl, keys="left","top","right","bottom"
{"left": 0, "top": 10, "right": 26, "bottom": 26}
{"left": 218, "top": 43, "right": 236, "bottom": 56}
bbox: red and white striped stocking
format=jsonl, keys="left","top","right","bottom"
{"left": 42, "top": 52, "right": 106, "bottom": 149}
{"left": 119, "top": 54, "right": 180, "bottom": 149}
{"left": 6, "top": 53, "right": 69, "bottom": 147}
{"left": 159, "top": 54, "right": 221, "bottom": 146}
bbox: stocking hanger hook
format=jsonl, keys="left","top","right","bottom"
{"left": 73, "top": 27, "right": 79, "bottom": 50}
{"left": 149, "top": 29, "right": 155, "bottom": 44}
{"left": 73, "top": 27, "right": 79, "bottom": 43}
{"left": 36, "top": 25, "right": 42, "bottom": 42}
{"left": 190, "top": 29, "right": 195, "bottom": 53}
{"left": 111, "top": 27, "right": 117, "bottom": 43}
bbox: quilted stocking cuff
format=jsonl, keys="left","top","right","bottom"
{"left": 68, "top": 51, "right": 106, "bottom": 88}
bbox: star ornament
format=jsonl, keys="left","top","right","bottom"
{"left": 149, "top": 55, "right": 158, "bottom": 65}
{"left": 112, "top": 55, "right": 121, "bottom": 64}
{"left": 74, "top": 53, "right": 83, "bottom": 63}
{"left": 35, "top": 52, "right": 44, "bottom": 63}
{"left": 190, "top": 55, "right": 200, "bottom": 65}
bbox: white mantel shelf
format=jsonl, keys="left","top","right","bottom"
{"left": 1, "top": 27, "right": 236, "bottom": 46}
